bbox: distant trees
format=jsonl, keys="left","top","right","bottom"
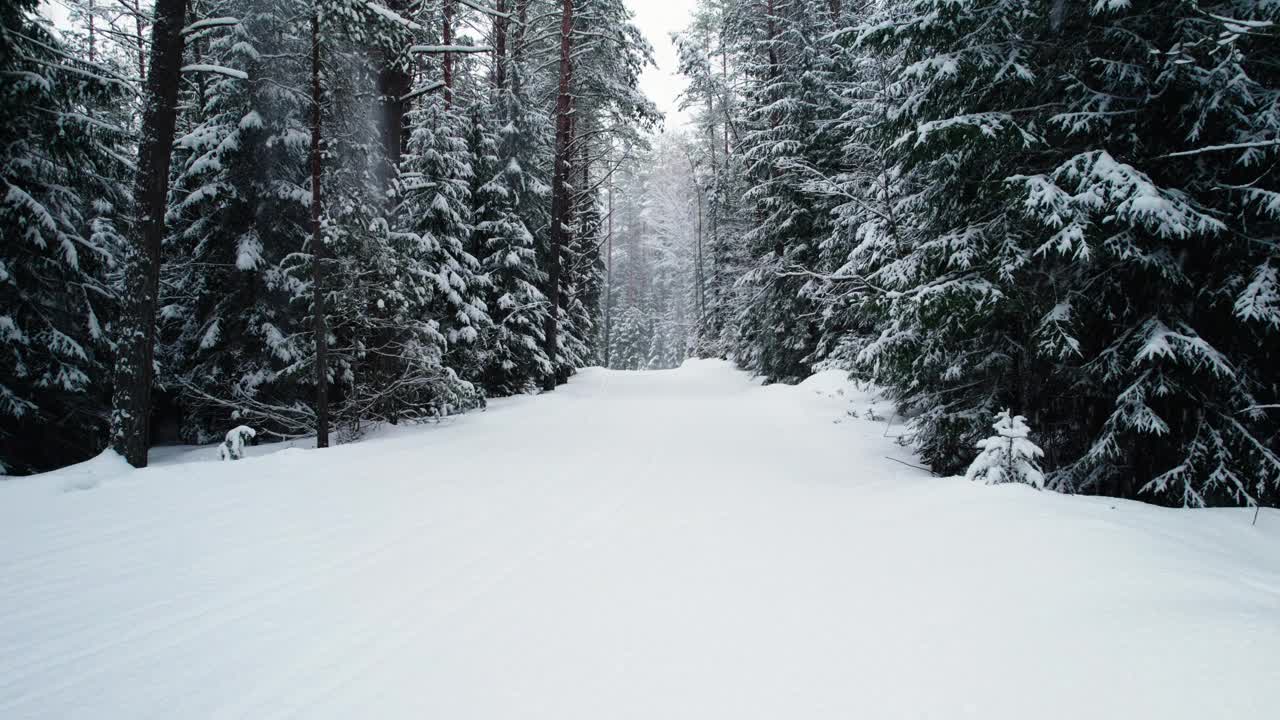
{"left": 602, "top": 135, "right": 700, "bottom": 371}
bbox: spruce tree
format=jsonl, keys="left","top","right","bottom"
{"left": 0, "top": 0, "right": 131, "bottom": 472}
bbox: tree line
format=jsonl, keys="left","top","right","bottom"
{"left": 1, "top": 0, "right": 657, "bottom": 473}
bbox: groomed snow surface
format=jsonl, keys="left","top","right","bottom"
{"left": 2, "top": 360, "right": 1278, "bottom": 719}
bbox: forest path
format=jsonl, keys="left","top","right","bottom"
{"left": 1, "top": 360, "right": 1278, "bottom": 719}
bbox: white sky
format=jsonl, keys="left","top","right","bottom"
{"left": 626, "top": 0, "right": 698, "bottom": 130}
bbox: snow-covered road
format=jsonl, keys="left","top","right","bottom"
{"left": 2, "top": 361, "right": 1278, "bottom": 719}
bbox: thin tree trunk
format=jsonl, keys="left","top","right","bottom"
{"left": 603, "top": 158, "right": 613, "bottom": 368}
{"left": 767, "top": 0, "right": 778, "bottom": 79}
{"left": 542, "top": 0, "right": 573, "bottom": 390}
{"left": 374, "top": 1, "right": 410, "bottom": 197}
{"left": 696, "top": 185, "right": 705, "bottom": 321}
{"left": 131, "top": 0, "right": 147, "bottom": 83}
{"left": 442, "top": 0, "right": 454, "bottom": 108}
{"left": 310, "top": 7, "right": 329, "bottom": 448}
{"left": 87, "top": 0, "right": 96, "bottom": 64}
{"left": 767, "top": 0, "right": 782, "bottom": 257}
{"left": 514, "top": 0, "right": 528, "bottom": 60}
{"left": 493, "top": 0, "right": 507, "bottom": 90}
{"left": 721, "top": 37, "right": 729, "bottom": 157}
{"left": 111, "top": 0, "right": 188, "bottom": 468}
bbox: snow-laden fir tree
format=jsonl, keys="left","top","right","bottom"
{"left": 397, "top": 92, "right": 490, "bottom": 405}
{"left": 470, "top": 76, "right": 552, "bottom": 395}
{"left": 160, "top": 0, "right": 317, "bottom": 442}
{"left": 1002, "top": 0, "right": 1280, "bottom": 506}
{"left": 728, "top": 0, "right": 845, "bottom": 383}
{"left": 0, "top": 1, "right": 130, "bottom": 472}
{"left": 850, "top": 0, "right": 1062, "bottom": 476}
{"left": 160, "top": 0, "right": 448, "bottom": 440}
{"left": 965, "top": 410, "right": 1045, "bottom": 489}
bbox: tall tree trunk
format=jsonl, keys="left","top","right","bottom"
{"left": 696, "top": 185, "right": 705, "bottom": 321}
{"left": 493, "top": 0, "right": 507, "bottom": 90}
{"left": 766, "top": 0, "right": 781, "bottom": 257}
{"left": 110, "top": 0, "right": 188, "bottom": 468}
{"left": 373, "top": 1, "right": 410, "bottom": 196}
{"left": 720, "top": 27, "right": 730, "bottom": 157}
{"left": 87, "top": 0, "right": 96, "bottom": 64}
{"left": 310, "top": 7, "right": 329, "bottom": 448}
{"left": 766, "top": 0, "right": 778, "bottom": 81}
{"left": 442, "top": 0, "right": 454, "bottom": 108}
{"left": 603, "top": 157, "right": 613, "bottom": 368}
{"left": 542, "top": 0, "right": 573, "bottom": 390}
{"left": 514, "top": 0, "right": 528, "bottom": 61}
{"left": 127, "top": 0, "right": 148, "bottom": 83}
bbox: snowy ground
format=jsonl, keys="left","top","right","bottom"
{"left": 2, "top": 360, "right": 1278, "bottom": 719}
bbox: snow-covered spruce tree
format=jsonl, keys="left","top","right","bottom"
{"left": 161, "top": 0, "right": 443, "bottom": 440}
{"left": 609, "top": 306, "right": 652, "bottom": 371}
{"left": 0, "top": 1, "right": 131, "bottom": 473}
{"left": 796, "top": 3, "right": 910, "bottom": 376}
{"left": 1003, "top": 0, "right": 1280, "bottom": 506}
{"left": 852, "top": 0, "right": 1063, "bottom": 476}
{"left": 727, "top": 0, "right": 845, "bottom": 383}
{"left": 395, "top": 92, "right": 490, "bottom": 408}
{"left": 470, "top": 69, "right": 552, "bottom": 395}
{"left": 846, "top": 0, "right": 1278, "bottom": 506}
{"left": 965, "top": 410, "right": 1045, "bottom": 488}
{"left": 160, "top": 1, "right": 316, "bottom": 442}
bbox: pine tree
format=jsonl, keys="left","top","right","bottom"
{"left": 850, "top": 0, "right": 1059, "bottom": 475}
{"left": 732, "top": 0, "right": 843, "bottom": 383}
{"left": 0, "top": 0, "right": 131, "bottom": 473}
{"left": 1004, "top": 0, "right": 1280, "bottom": 506}
{"left": 161, "top": 0, "right": 316, "bottom": 442}
{"left": 396, "top": 92, "right": 490, "bottom": 406}
{"left": 471, "top": 70, "right": 552, "bottom": 394}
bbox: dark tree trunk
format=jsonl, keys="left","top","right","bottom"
{"left": 603, "top": 161, "right": 613, "bottom": 368}
{"left": 442, "top": 0, "right": 454, "bottom": 107}
{"left": 130, "top": 0, "right": 147, "bottom": 83}
{"left": 310, "top": 8, "right": 329, "bottom": 448}
{"left": 720, "top": 29, "right": 730, "bottom": 158}
{"left": 373, "top": 1, "right": 410, "bottom": 196}
{"left": 696, "top": 185, "right": 705, "bottom": 320}
{"left": 87, "top": 0, "right": 96, "bottom": 63}
{"left": 514, "top": 0, "right": 528, "bottom": 60}
{"left": 542, "top": 0, "right": 574, "bottom": 390}
{"left": 767, "top": 0, "right": 782, "bottom": 257}
{"left": 766, "top": 0, "right": 778, "bottom": 80}
{"left": 110, "top": 0, "right": 188, "bottom": 468}
{"left": 493, "top": 0, "right": 507, "bottom": 90}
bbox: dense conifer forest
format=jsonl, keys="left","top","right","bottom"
{"left": 2, "top": 0, "right": 1277, "bottom": 508}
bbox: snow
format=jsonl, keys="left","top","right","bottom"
{"left": 363, "top": 2, "right": 425, "bottom": 32}
{"left": 180, "top": 64, "right": 248, "bottom": 81}
{"left": 181, "top": 17, "right": 240, "bottom": 35}
{"left": 1, "top": 360, "right": 1278, "bottom": 719}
